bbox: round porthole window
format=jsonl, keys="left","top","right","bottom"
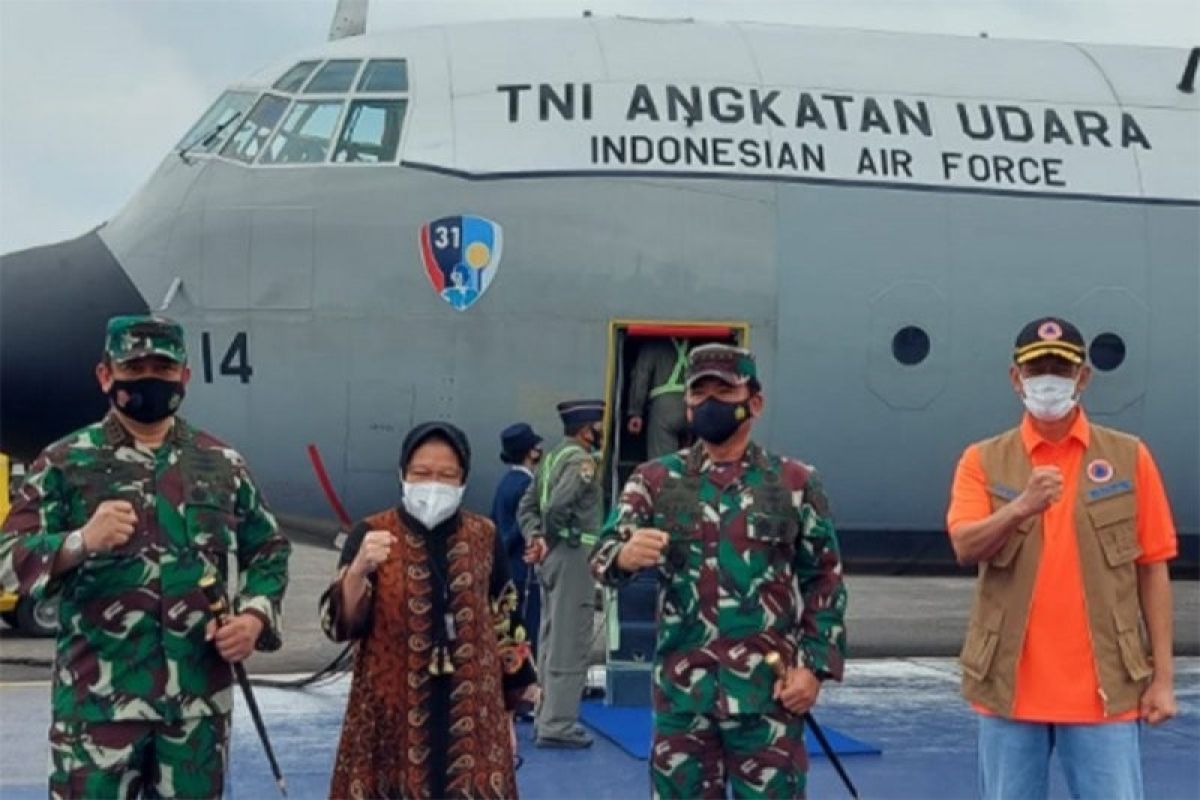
{"left": 892, "top": 326, "right": 930, "bottom": 366}
{"left": 1090, "top": 333, "right": 1126, "bottom": 372}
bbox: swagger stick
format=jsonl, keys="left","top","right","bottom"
{"left": 200, "top": 574, "right": 288, "bottom": 796}
{"left": 766, "top": 651, "right": 860, "bottom": 799}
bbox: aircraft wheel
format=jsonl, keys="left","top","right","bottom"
{"left": 16, "top": 596, "right": 57, "bottom": 637}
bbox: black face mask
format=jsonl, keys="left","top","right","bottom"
{"left": 109, "top": 378, "right": 185, "bottom": 424}
{"left": 690, "top": 397, "right": 752, "bottom": 445}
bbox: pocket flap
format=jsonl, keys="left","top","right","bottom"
{"left": 989, "top": 526, "right": 1030, "bottom": 569}
{"left": 960, "top": 605, "right": 1005, "bottom": 681}
{"left": 1087, "top": 498, "right": 1135, "bottom": 531}
{"left": 1112, "top": 608, "right": 1153, "bottom": 681}
{"left": 1095, "top": 521, "right": 1141, "bottom": 568}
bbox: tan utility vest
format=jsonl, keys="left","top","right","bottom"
{"left": 960, "top": 422, "right": 1154, "bottom": 717}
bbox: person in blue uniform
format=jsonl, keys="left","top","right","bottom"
{"left": 491, "top": 423, "right": 544, "bottom": 661}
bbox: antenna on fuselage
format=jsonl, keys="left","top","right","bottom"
{"left": 328, "top": 0, "right": 368, "bottom": 41}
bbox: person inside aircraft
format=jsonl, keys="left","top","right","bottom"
{"left": 320, "top": 421, "right": 537, "bottom": 799}
{"left": 626, "top": 337, "right": 692, "bottom": 459}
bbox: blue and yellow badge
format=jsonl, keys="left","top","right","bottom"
{"left": 419, "top": 215, "right": 503, "bottom": 311}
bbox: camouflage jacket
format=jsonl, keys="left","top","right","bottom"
{"left": 0, "top": 413, "right": 291, "bottom": 723}
{"left": 516, "top": 440, "right": 604, "bottom": 546}
{"left": 591, "top": 441, "right": 847, "bottom": 715}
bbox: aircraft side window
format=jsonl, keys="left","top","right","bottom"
{"left": 259, "top": 100, "right": 345, "bottom": 165}
{"left": 273, "top": 60, "right": 320, "bottom": 93}
{"left": 177, "top": 91, "right": 256, "bottom": 154}
{"left": 892, "top": 326, "right": 931, "bottom": 366}
{"left": 303, "top": 59, "right": 362, "bottom": 94}
{"left": 357, "top": 59, "right": 408, "bottom": 92}
{"left": 221, "top": 94, "right": 290, "bottom": 164}
{"left": 332, "top": 99, "right": 407, "bottom": 164}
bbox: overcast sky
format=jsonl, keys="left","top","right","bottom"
{"left": 1, "top": 0, "right": 1195, "bottom": 254}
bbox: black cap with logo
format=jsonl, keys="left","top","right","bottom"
{"left": 1013, "top": 317, "right": 1086, "bottom": 365}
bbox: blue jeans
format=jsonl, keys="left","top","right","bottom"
{"left": 978, "top": 715, "right": 1143, "bottom": 800}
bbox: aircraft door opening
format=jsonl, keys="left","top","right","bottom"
{"left": 603, "top": 321, "right": 748, "bottom": 503}
{"left": 600, "top": 320, "right": 748, "bottom": 706}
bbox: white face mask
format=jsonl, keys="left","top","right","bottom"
{"left": 401, "top": 481, "right": 465, "bottom": 529}
{"left": 1021, "top": 375, "right": 1079, "bottom": 421}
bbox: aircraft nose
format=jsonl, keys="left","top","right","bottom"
{"left": 1, "top": 230, "right": 147, "bottom": 460}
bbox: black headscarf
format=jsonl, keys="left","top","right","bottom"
{"left": 399, "top": 421, "right": 472, "bottom": 480}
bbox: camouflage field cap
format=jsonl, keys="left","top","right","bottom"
{"left": 105, "top": 314, "right": 187, "bottom": 364}
{"left": 686, "top": 343, "right": 757, "bottom": 388}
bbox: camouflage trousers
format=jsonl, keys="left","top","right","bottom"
{"left": 49, "top": 716, "right": 228, "bottom": 799}
{"left": 651, "top": 708, "right": 807, "bottom": 800}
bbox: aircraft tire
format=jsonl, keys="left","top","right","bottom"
{"left": 15, "top": 596, "right": 57, "bottom": 638}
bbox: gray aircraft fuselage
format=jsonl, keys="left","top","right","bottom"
{"left": 2, "top": 18, "right": 1197, "bottom": 568}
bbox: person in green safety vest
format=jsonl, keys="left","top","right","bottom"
{"left": 517, "top": 399, "right": 606, "bottom": 748}
{"left": 627, "top": 338, "right": 691, "bottom": 459}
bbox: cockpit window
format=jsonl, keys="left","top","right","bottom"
{"left": 273, "top": 61, "right": 320, "bottom": 93}
{"left": 177, "top": 91, "right": 255, "bottom": 153}
{"left": 221, "top": 94, "right": 290, "bottom": 163}
{"left": 332, "top": 99, "right": 407, "bottom": 163}
{"left": 259, "top": 100, "right": 344, "bottom": 165}
{"left": 303, "top": 60, "right": 362, "bottom": 94}
{"left": 357, "top": 60, "right": 408, "bottom": 92}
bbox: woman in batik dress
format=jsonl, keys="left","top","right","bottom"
{"left": 320, "top": 421, "right": 537, "bottom": 799}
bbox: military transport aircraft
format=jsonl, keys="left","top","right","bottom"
{"left": 3, "top": 2, "right": 1197, "bottom": 611}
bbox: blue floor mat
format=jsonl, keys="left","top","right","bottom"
{"left": 579, "top": 701, "right": 883, "bottom": 761}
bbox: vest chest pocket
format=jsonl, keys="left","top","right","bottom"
{"left": 1087, "top": 496, "right": 1140, "bottom": 567}
{"left": 185, "top": 496, "right": 238, "bottom": 582}
{"left": 960, "top": 605, "right": 1004, "bottom": 681}
{"left": 655, "top": 479, "right": 702, "bottom": 577}
{"left": 654, "top": 507, "right": 699, "bottom": 576}
{"left": 746, "top": 480, "right": 799, "bottom": 547}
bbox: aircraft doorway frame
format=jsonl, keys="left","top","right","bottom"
{"left": 599, "top": 319, "right": 749, "bottom": 704}
{"left": 601, "top": 320, "right": 750, "bottom": 508}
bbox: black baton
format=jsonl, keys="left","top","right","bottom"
{"left": 199, "top": 574, "right": 287, "bottom": 797}
{"left": 766, "top": 652, "right": 861, "bottom": 799}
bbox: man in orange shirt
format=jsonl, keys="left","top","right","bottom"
{"left": 947, "top": 316, "right": 1177, "bottom": 800}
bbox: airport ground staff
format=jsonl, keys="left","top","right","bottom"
{"left": 0, "top": 315, "right": 291, "bottom": 799}
{"left": 592, "top": 344, "right": 847, "bottom": 799}
{"left": 518, "top": 399, "right": 606, "bottom": 748}
{"left": 627, "top": 338, "right": 690, "bottom": 459}
{"left": 947, "top": 316, "right": 1177, "bottom": 800}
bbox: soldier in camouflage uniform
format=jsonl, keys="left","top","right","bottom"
{"left": 591, "top": 344, "right": 847, "bottom": 799}
{"left": 517, "top": 399, "right": 606, "bottom": 748}
{"left": 0, "top": 315, "right": 291, "bottom": 799}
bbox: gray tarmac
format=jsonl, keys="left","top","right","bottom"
{"left": 2, "top": 538, "right": 1197, "bottom": 682}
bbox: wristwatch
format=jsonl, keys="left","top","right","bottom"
{"left": 62, "top": 529, "right": 87, "bottom": 561}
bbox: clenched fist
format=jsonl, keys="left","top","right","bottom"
{"left": 1013, "top": 466, "right": 1064, "bottom": 518}
{"left": 349, "top": 530, "right": 397, "bottom": 578}
{"left": 616, "top": 528, "right": 670, "bottom": 572}
{"left": 81, "top": 500, "right": 137, "bottom": 554}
